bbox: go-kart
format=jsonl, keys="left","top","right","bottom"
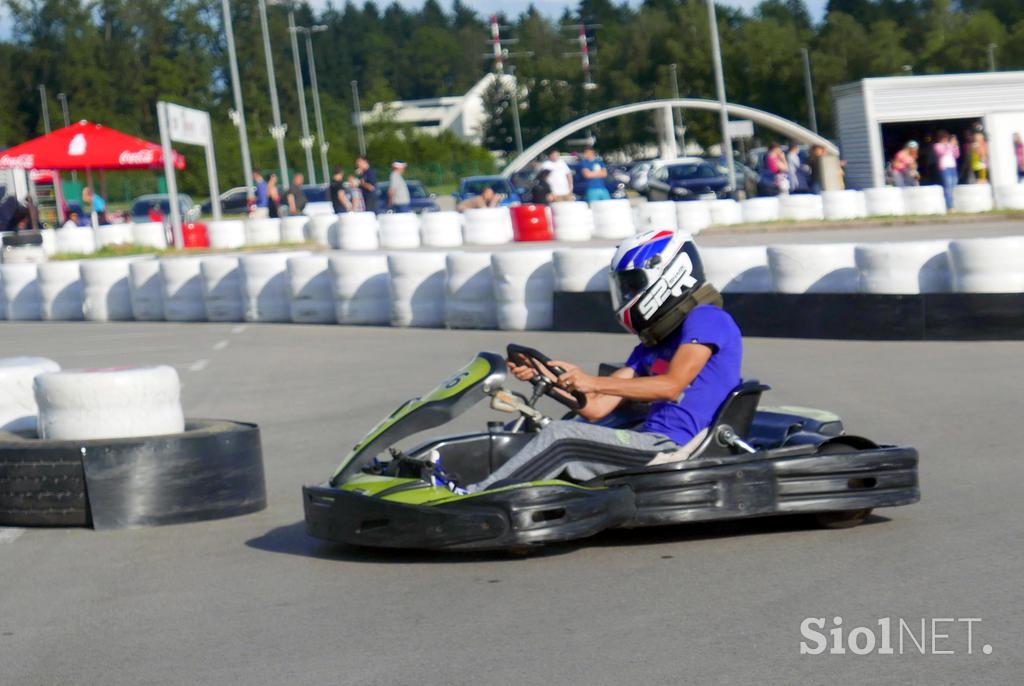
{"left": 303, "top": 345, "right": 920, "bottom": 551}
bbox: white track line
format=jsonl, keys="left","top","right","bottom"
{"left": 212, "top": 340, "right": 229, "bottom": 351}
{"left": 0, "top": 528, "right": 26, "bottom": 545}
{"left": 188, "top": 359, "right": 210, "bottom": 373}
{"left": 230, "top": 325, "right": 248, "bottom": 335}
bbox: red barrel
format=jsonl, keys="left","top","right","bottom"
{"left": 510, "top": 204, "right": 553, "bottom": 242}
{"left": 182, "top": 222, "right": 209, "bottom": 249}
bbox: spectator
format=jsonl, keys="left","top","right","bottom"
{"left": 529, "top": 169, "right": 554, "bottom": 204}
{"left": 765, "top": 144, "right": 789, "bottom": 194}
{"left": 329, "top": 167, "right": 351, "bottom": 213}
{"left": 252, "top": 170, "right": 269, "bottom": 217}
{"left": 1015, "top": 132, "right": 1024, "bottom": 181}
{"left": 969, "top": 129, "right": 988, "bottom": 184}
{"left": 933, "top": 131, "right": 960, "bottom": 209}
{"left": 891, "top": 141, "right": 920, "bottom": 187}
{"left": 579, "top": 147, "right": 610, "bottom": 202}
{"left": 355, "top": 156, "right": 378, "bottom": 212}
{"left": 62, "top": 209, "right": 82, "bottom": 229}
{"left": 540, "top": 149, "right": 574, "bottom": 201}
{"left": 81, "top": 186, "right": 108, "bottom": 225}
{"left": 266, "top": 173, "right": 281, "bottom": 218}
{"left": 387, "top": 161, "right": 411, "bottom": 212}
{"left": 347, "top": 174, "right": 365, "bottom": 212}
{"left": 285, "top": 173, "right": 307, "bottom": 216}
{"left": 786, "top": 144, "right": 803, "bottom": 193}
{"left": 457, "top": 186, "right": 503, "bottom": 211}
{"left": 147, "top": 202, "right": 163, "bottom": 223}
{"left": 808, "top": 145, "right": 826, "bottom": 194}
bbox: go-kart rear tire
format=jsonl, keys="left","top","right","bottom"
{"left": 811, "top": 442, "right": 873, "bottom": 529}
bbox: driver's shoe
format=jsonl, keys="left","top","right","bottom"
{"left": 427, "top": 451, "right": 468, "bottom": 496}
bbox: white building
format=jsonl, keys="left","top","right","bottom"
{"left": 358, "top": 73, "right": 515, "bottom": 145}
{"left": 834, "top": 71, "right": 1024, "bottom": 188}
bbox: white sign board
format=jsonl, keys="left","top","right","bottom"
{"left": 726, "top": 119, "right": 755, "bottom": 139}
{"left": 166, "top": 103, "right": 211, "bottom": 147}
{"left": 157, "top": 101, "right": 221, "bottom": 248}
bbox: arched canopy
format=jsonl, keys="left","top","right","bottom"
{"left": 500, "top": 98, "right": 836, "bottom": 176}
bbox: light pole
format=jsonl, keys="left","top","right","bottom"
{"left": 987, "top": 43, "right": 998, "bottom": 72}
{"left": 351, "top": 80, "right": 366, "bottom": 157}
{"left": 800, "top": 47, "right": 818, "bottom": 134}
{"left": 297, "top": 25, "right": 330, "bottom": 185}
{"left": 257, "top": 0, "right": 289, "bottom": 189}
{"left": 37, "top": 84, "right": 51, "bottom": 134}
{"left": 288, "top": 11, "right": 316, "bottom": 185}
{"left": 669, "top": 63, "right": 685, "bottom": 150}
{"left": 705, "top": 0, "right": 736, "bottom": 195}
{"left": 57, "top": 92, "right": 76, "bottom": 180}
{"left": 221, "top": 0, "right": 254, "bottom": 200}
{"left": 508, "top": 66, "right": 524, "bottom": 155}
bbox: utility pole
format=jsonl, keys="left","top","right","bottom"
{"left": 288, "top": 10, "right": 316, "bottom": 185}
{"left": 508, "top": 65, "right": 524, "bottom": 155}
{"left": 482, "top": 18, "right": 531, "bottom": 155}
{"left": 38, "top": 85, "right": 51, "bottom": 134}
{"left": 221, "top": 0, "right": 254, "bottom": 200}
{"left": 669, "top": 63, "right": 685, "bottom": 151}
{"left": 351, "top": 80, "right": 366, "bottom": 157}
{"left": 800, "top": 47, "right": 818, "bottom": 134}
{"left": 705, "top": 0, "right": 736, "bottom": 195}
{"left": 302, "top": 26, "right": 330, "bottom": 185}
{"left": 257, "top": 0, "right": 289, "bottom": 189}
{"left": 987, "top": 43, "right": 998, "bottom": 72}
{"left": 57, "top": 92, "right": 76, "bottom": 180}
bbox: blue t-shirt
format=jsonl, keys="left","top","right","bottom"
{"left": 255, "top": 180, "right": 269, "bottom": 208}
{"left": 579, "top": 159, "right": 606, "bottom": 191}
{"left": 624, "top": 305, "right": 742, "bottom": 445}
{"left": 92, "top": 194, "right": 106, "bottom": 213}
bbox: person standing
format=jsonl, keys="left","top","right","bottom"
{"left": 890, "top": 141, "right": 920, "bottom": 187}
{"left": 765, "top": 144, "right": 789, "bottom": 194}
{"left": 266, "top": 173, "right": 281, "bottom": 218}
{"left": 541, "top": 150, "right": 574, "bottom": 201}
{"left": 355, "top": 156, "right": 378, "bottom": 212}
{"left": 808, "top": 145, "right": 826, "bottom": 194}
{"left": 329, "top": 167, "right": 351, "bottom": 213}
{"left": 81, "top": 186, "right": 108, "bottom": 225}
{"left": 285, "top": 173, "right": 307, "bottom": 216}
{"left": 347, "top": 174, "right": 365, "bottom": 212}
{"left": 933, "top": 131, "right": 960, "bottom": 209}
{"left": 387, "top": 161, "right": 411, "bottom": 212}
{"left": 252, "top": 171, "right": 269, "bottom": 217}
{"left": 969, "top": 129, "right": 989, "bottom": 183}
{"left": 1014, "top": 132, "right": 1024, "bottom": 181}
{"left": 579, "top": 147, "right": 610, "bottom": 202}
{"left": 786, "top": 144, "right": 803, "bottom": 193}
{"left": 529, "top": 169, "right": 554, "bottom": 204}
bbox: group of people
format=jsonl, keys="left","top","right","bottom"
{"left": 522, "top": 147, "right": 611, "bottom": 205}
{"left": 60, "top": 185, "right": 107, "bottom": 229}
{"left": 328, "top": 156, "right": 383, "bottom": 214}
{"left": 889, "top": 125, "right": 1003, "bottom": 208}
{"left": 764, "top": 143, "right": 829, "bottom": 195}
{"left": 251, "top": 156, "right": 399, "bottom": 217}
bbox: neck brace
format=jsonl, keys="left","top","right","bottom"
{"left": 638, "top": 283, "right": 724, "bottom": 347}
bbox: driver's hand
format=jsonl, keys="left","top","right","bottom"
{"left": 507, "top": 360, "right": 537, "bottom": 382}
{"left": 551, "top": 361, "right": 601, "bottom": 395}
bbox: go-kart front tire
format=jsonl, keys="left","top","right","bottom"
{"left": 811, "top": 442, "right": 873, "bottom": 529}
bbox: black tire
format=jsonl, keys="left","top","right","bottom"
{"left": 812, "top": 442, "right": 873, "bottom": 529}
{"left": 0, "top": 430, "right": 90, "bottom": 526}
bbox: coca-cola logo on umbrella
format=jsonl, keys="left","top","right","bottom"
{"left": 118, "top": 149, "right": 156, "bottom": 165}
{"left": 0, "top": 153, "right": 35, "bottom": 169}
{"left": 68, "top": 133, "right": 87, "bottom": 156}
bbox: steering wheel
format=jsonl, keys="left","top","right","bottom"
{"left": 506, "top": 343, "right": 587, "bottom": 412}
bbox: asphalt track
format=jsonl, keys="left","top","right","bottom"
{"left": 1, "top": 322, "right": 1021, "bottom": 685}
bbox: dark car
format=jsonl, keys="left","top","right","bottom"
{"left": 130, "top": 193, "right": 198, "bottom": 223}
{"left": 375, "top": 180, "right": 440, "bottom": 213}
{"left": 645, "top": 159, "right": 731, "bottom": 201}
{"left": 455, "top": 176, "right": 521, "bottom": 206}
{"left": 200, "top": 186, "right": 251, "bottom": 216}
{"left": 569, "top": 162, "right": 629, "bottom": 200}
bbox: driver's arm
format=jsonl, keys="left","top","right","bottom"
{"left": 576, "top": 366, "right": 633, "bottom": 421}
{"left": 558, "top": 343, "right": 713, "bottom": 404}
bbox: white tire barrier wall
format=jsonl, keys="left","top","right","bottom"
{"left": 245, "top": 218, "right": 282, "bottom": 246}
{"left": 553, "top": 247, "right": 615, "bottom": 293}
{"left": 822, "top": 190, "right": 867, "bottom": 220}
{"left": 463, "top": 208, "right": 514, "bottom": 245}
{"left": 328, "top": 253, "right": 391, "bottom": 325}
{"left": 444, "top": 251, "right": 497, "bottom": 329}
{"left": 551, "top": 201, "right": 594, "bottom": 242}
{"left": 1, "top": 263, "right": 42, "bottom": 320}
{"left": 675, "top": 201, "right": 712, "bottom": 235}
{"left": 54, "top": 227, "right": 96, "bottom": 255}
{"left": 1, "top": 246, "right": 47, "bottom": 265}
{"left": 779, "top": 194, "right": 824, "bottom": 221}
{"left": 303, "top": 201, "right": 335, "bottom": 216}
{"left": 707, "top": 199, "right": 742, "bottom": 226}
{"left": 38, "top": 261, "right": 84, "bottom": 320}
{"left": 334, "top": 212, "right": 379, "bottom": 250}
{"left": 952, "top": 184, "right": 994, "bottom": 213}
{"left": 864, "top": 187, "right": 906, "bottom": 216}
{"left": 993, "top": 184, "right": 1024, "bottom": 210}
{"left": 420, "top": 212, "right": 464, "bottom": 248}
{"left": 741, "top": 197, "right": 780, "bottom": 224}
{"left": 240, "top": 252, "right": 308, "bottom": 322}
{"left": 34, "top": 365, "right": 185, "bottom": 440}
{"left": 855, "top": 240, "right": 952, "bottom": 294}
{"left": 948, "top": 237, "right": 1024, "bottom": 293}
{"left": 306, "top": 214, "right": 338, "bottom": 247}
{"left": 491, "top": 250, "right": 555, "bottom": 331}
{"left": 94, "top": 224, "right": 133, "bottom": 248}
{"left": 280, "top": 215, "right": 309, "bottom": 243}
{"left": 902, "top": 186, "right": 947, "bottom": 215}
{"left": 206, "top": 220, "right": 247, "bottom": 249}
{"left": 700, "top": 246, "right": 773, "bottom": 293}
{"left": 201, "top": 256, "right": 244, "bottom": 322}
{"left": 0, "top": 356, "right": 60, "bottom": 431}
{"left": 81, "top": 258, "right": 141, "bottom": 321}
{"left": 128, "top": 260, "right": 164, "bottom": 321}
{"left": 638, "top": 201, "right": 678, "bottom": 232}
{"left": 131, "top": 222, "right": 168, "bottom": 249}
{"left": 590, "top": 199, "right": 635, "bottom": 239}
{"left": 768, "top": 243, "right": 859, "bottom": 293}
{"left": 388, "top": 252, "right": 447, "bottom": 327}
{"left": 287, "top": 255, "right": 334, "bottom": 324}
{"left": 39, "top": 229, "right": 56, "bottom": 256}
{"left": 160, "top": 257, "right": 206, "bottom": 321}
{"left": 378, "top": 213, "right": 422, "bottom": 250}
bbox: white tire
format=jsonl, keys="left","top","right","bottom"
{"left": 245, "top": 218, "right": 282, "bottom": 246}
{"left": 38, "top": 261, "right": 84, "bottom": 321}
{"left": 550, "top": 201, "right": 594, "bottom": 242}
{"left": 34, "top": 365, "right": 185, "bottom": 440}
{"left": 589, "top": 199, "right": 635, "bottom": 239}
{"left": 767, "top": 243, "right": 859, "bottom": 293}
{"left": 700, "top": 246, "right": 772, "bottom": 293}
{"left": 80, "top": 257, "right": 144, "bottom": 321}
{"left": 993, "top": 184, "right": 1024, "bottom": 210}
{"left": 2, "top": 246, "right": 47, "bottom": 264}
{"left": 287, "top": 255, "right": 334, "bottom": 324}
{"left": 239, "top": 251, "right": 310, "bottom": 322}
{"left": 131, "top": 222, "right": 169, "bottom": 249}
{"left": 707, "top": 199, "right": 742, "bottom": 226}
{"left": 779, "top": 194, "right": 824, "bottom": 221}
{"left": 378, "top": 212, "right": 422, "bottom": 250}
{"left": 302, "top": 201, "right": 335, "bottom": 217}
{"left": 387, "top": 252, "right": 447, "bottom": 327}
{"left": 491, "top": 249, "right": 555, "bottom": 330}
{"left": 855, "top": 240, "right": 951, "bottom": 294}
{"left": 328, "top": 253, "right": 391, "bottom": 325}
{"left": 201, "top": 256, "right": 244, "bottom": 322}
{"left": 952, "top": 184, "right": 994, "bottom": 213}
{"left": 948, "top": 237, "right": 1024, "bottom": 293}
{"left": 741, "top": 197, "right": 781, "bottom": 223}
{"left": 0, "top": 356, "right": 60, "bottom": 431}
{"left": 306, "top": 214, "right": 338, "bottom": 247}
{"left": 206, "top": 220, "right": 247, "bottom": 249}
{"left": 444, "top": 251, "right": 497, "bottom": 329}
{"left": 822, "top": 190, "right": 867, "bottom": 220}
{"left": 160, "top": 257, "right": 206, "bottom": 321}
{"left": 902, "top": 186, "right": 947, "bottom": 215}
{"left": 420, "top": 212, "right": 464, "bottom": 248}
{"left": 54, "top": 227, "right": 96, "bottom": 255}
{"left": 94, "top": 224, "right": 134, "bottom": 248}
{"left": 675, "top": 201, "right": 712, "bottom": 235}
{"left": 334, "top": 212, "right": 380, "bottom": 250}
{"left": 0, "top": 263, "right": 42, "bottom": 320}
{"left": 638, "top": 201, "right": 678, "bottom": 232}
{"left": 39, "top": 229, "right": 56, "bottom": 256}
{"left": 553, "top": 247, "right": 615, "bottom": 293}
{"left": 864, "top": 187, "right": 906, "bottom": 216}
{"left": 128, "top": 260, "right": 164, "bottom": 321}
{"left": 280, "top": 215, "right": 310, "bottom": 243}
{"left": 463, "top": 208, "right": 514, "bottom": 245}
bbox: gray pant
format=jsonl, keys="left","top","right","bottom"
{"left": 469, "top": 421, "right": 678, "bottom": 492}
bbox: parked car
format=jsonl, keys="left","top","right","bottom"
{"left": 569, "top": 162, "right": 629, "bottom": 200}
{"left": 454, "top": 176, "right": 521, "bottom": 206}
{"left": 200, "top": 186, "right": 251, "bottom": 216}
{"left": 131, "top": 193, "right": 198, "bottom": 223}
{"left": 645, "top": 158, "right": 732, "bottom": 201}
{"left": 375, "top": 180, "right": 440, "bottom": 213}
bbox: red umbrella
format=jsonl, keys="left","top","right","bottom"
{"left": 0, "top": 120, "right": 185, "bottom": 171}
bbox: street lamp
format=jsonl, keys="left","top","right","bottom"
{"left": 508, "top": 66, "right": 524, "bottom": 156}
{"left": 257, "top": 0, "right": 289, "bottom": 189}
{"left": 800, "top": 47, "right": 818, "bottom": 134}
{"left": 287, "top": 9, "right": 316, "bottom": 185}
{"left": 294, "top": 24, "right": 329, "bottom": 185}
{"left": 352, "top": 80, "right": 367, "bottom": 157}
{"left": 705, "top": 0, "right": 736, "bottom": 195}
{"left": 669, "top": 63, "right": 685, "bottom": 150}
{"left": 57, "top": 92, "right": 76, "bottom": 180}
{"left": 987, "top": 43, "right": 998, "bottom": 72}
{"left": 220, "top": 0, "right": 254, "bottom": 201}
{"left": 37, "top": 84, "right": 51, "bottom": 134}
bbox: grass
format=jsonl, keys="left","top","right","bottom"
{"left": 50, "top": 241, "right": 319, "bottom": 261}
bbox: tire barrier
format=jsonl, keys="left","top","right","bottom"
{"left": 864, "top": 187, "right": 906, "bottom": 216}
{"left": 39, "top": 229, "right": 56, "bottom": 256}
{"left": 387, "top": 251, "right": 447, "bottom": 327}
{"left": 420, "top": 211, "right": 464, "bottom": 248}
{"left": 54, "top": 227, "right": 96, "bottom": 255}
{"left": 328, "top": 253, "right": 391, "bottom": 325}
{"left": 240, "top": 251, "right": 309, "bottom": 323}
{"left": 34, "top": 365, "right": 185, "bottom": 441}
{"left": 303, "top": 201, "right": 335, "bottom": 216}
{"left": 952, "top": 184, "right": 994, "bottom": 213}
{"left": 0, "top": 357, "right": 60, "bottom": 431}
{"left": 160, "top": 257, "right": 206, "bottom": 322}
{"left": 287, "top": 255, "right": 334, "bottom": 324}
{"left": 94, "top": 224, "right": 133, "bottom": 249}
{"left": 378, "top": 212, "right": 422, "bottom": 250}
{"left": 245, "top": 218, "right": 282, "bottom": 246}
{"left": 550, "top": 201, "right": 594, "bottom": 242}
{"left": 38, "top": 261, "right": 85, "bottom": 321}
{"left": 128, "top": 260, "right": 165, "bottom": 321}
{"left": 767, "top": 243, "right": 860, "bottom": 294}
{"left": 707, "top": 198, "right": 742, "bottom": 226}
{"left": 700, "top": 246, "right": 773, "bottom": 293}
{"left": 131, "top": 222, "right": 168, "bottom": 250}
{"left": 444, "top": 251, "right": 497, "bottom": 329}
{"left": 510, "top": 204, "right": 553, "bottom": 241}
{"left": 334, "top": 212, "right": 379, "bottom": 251}
{"left": 280, "top": 215, "right": 309, "bottom": 244}
{"left": 463, "top": 207, "right": 514, "bottom": 245}
{"left": 675, "top": 201, "right": 712, "bottom": 235}
{"left": 206, "top": 219, "right": 247, "bottom": 249}
{"left": 590, "top": 199, "right": 634, "bottom": 240}
{"left": 80, "top": 257, "right": 142, "bottom": 321}
{"left": 200, "top": 256, "right": 244, "bottom": 322}
{"left": 993, "top": 184, "right": 1024, "bottom": 210}
{"left": 822, "top": 190, "right": 867, "bottom": 221}
{"left": 306, "top": 213, "right": 337, "bottom": 247}
{"left": 902, "top": 185, "right": 947, "bottom": 216}
{"left": 1, "top": 263, "right": 42, "bottom": 320}
{"left": 2, "top": 246, "right": 47, "bottom": 265}
{"left": 553, "top": 247, "right": 615, "bottom": 293}
{"left": 779, "top": 194, "right": 825, "bottom": 221}
{"left": 741, "top": 197, "right": 780, "bottom": 224}
{"left": 855, "top": 240, "right": 952, "bottom": 294}
{"left": 948, "top": 237, "right": 1024, "bottom": 293}
{"left": 638, "top": 201, "right": 678, "bottom": 232}
{"left": 491, "top": 249, "right": 555, "bottom": 330}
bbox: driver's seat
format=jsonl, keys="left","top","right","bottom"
{"left": 685, "top": 381, "right": 769, "bottom": 459}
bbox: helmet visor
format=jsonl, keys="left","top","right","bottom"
{"left": 610, "top": 268, "right": 651, "bottom": 310}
